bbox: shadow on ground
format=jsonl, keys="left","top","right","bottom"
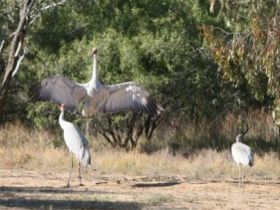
{"left": 132, "top": 181, "right": 181, "bottom": 188}
{"left": 0, "top": 186, "right": 142, "bottom": 210}
{"left": 0, "top": 198, "right": 142, "bottom": 210}
{"left": 0, "top": 186, "right": 107, "bottom": 195}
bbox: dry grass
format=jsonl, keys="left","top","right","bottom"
{"left": 0, "top": 120, "right": 280, "bottom": 182}
{"left": 160, "top": 108, "right": 280, "bottom": 154}
{"left": 1, "top": 120, "right": 280, "bottom": 209}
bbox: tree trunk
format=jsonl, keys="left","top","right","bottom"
{"left": 0, "top": 0, "right": 34, "bottom": 123}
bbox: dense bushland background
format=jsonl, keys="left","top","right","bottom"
{"left": 1, "top": 0, "right": 280, "bottom": 153}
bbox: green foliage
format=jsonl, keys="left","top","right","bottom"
{"left": 24, "top": 0, "right": 226, "bottom": 128}
{"left": 3, "top": 0, "right": 268, "bottom": 150}
{"left": 203, "top": 1, "right": 279, "bottom": 105}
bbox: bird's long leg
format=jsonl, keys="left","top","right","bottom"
{"left": 86, "top": 119, "right": 90, "bottom": 138}
{"left": 67, "top": 154, "right": 74, "bottom": 188}
{"left": 243, "top": 167, "right": 246, "bottom": 190}
{"left": 238, "top": 164, "right": 241, "bottom": 188}
{"left": 240, "top": 166, "right": 246, "bottom": 192}
{"left": 78, "top": 162, "right": 84, "bottom": 186}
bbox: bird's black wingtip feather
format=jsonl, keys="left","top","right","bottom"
{"left": 156, "top": 103, "right": 164, "bottom": 115}
{"left": 28, "top": 82, "right": 52, "bottom": 102}
{"left": 146, "top": 97, "right": 164, "bottom": 116}
{"left": 28, "top": 83, "right": 42, "bottom": 102}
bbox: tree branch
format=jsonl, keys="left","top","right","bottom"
{"left": 95, "top": 124, "right": 116, "bottom": 147}
{"left": 12, "top": 47, "right": 27, "bottom": 78}
{"left": 14, "top": 39, "right": 22, "bottom": 57}
{"left": 1, "top": 0, "right": 34, "bottom": 87}
{"left": 40, "top": 0, "right": 67, "bottom": 11}
{"left": 0, "top": 40, "right": 5, "bottom": 55}
{"left": 29, "top": 0, "right": 67, "bottom": 26}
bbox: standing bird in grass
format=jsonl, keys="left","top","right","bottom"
{"left": 59, "top": 104, "right": 91, "bottom": 187}
{"left": 231, "top": 133, "right": 254, "bottom": 187}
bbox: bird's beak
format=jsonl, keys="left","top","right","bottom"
{"left": 91, "top": 47, "right": 98, "bottom": 57}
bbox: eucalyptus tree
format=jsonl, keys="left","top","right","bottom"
{"left": 203, "top": 1, "right": 279, "bottom": 108}
{"left": 0, "top": 0, "right": 67, "bottom": 123}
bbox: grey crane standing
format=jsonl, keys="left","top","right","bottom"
{"left": 59, "top": 104, "right": 91, "bottom": 187}
{"left": 231, "top": 122, "right": 254, "bottom": 188}
{"left": 29, "top": 48, "right": 163, "bottom": 117}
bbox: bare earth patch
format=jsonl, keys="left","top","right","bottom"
{"left": 1, "top": 169, "right": 280, "bottom": 210}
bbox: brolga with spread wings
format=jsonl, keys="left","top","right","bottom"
{"left": 29, "top": 48, "right": 163, "bottom": 117}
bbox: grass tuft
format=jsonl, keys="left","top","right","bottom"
{"left": 1, "top": 121, "right": 280, "bottom": 182}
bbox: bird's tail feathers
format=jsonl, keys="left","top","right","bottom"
{"left": 81, "top": 150, "right": 91, "bottom": 167}
{"left": 249, "top": 154, "right": 254, "bottom": 167}
{"left": 81, "top": 157, "right": 91, "bottom": 167}
{"left": 249, "top": 159, "right": 254, "bottom": 167}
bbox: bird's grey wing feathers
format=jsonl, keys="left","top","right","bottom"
{"left": 75, "top": 126, "right": 91, "bottom": 166}
{"left": 248, "top": 148, "right": 254, "bottom": 166}
{"left": 232, "top": 143, "right": 254, "bottom": 166}
{"left": 92, "top": 83, "right": 163, "bottom": 116}
{"left": 29, "top": 75, "right": 87, "bottom": 112}
{"left": 75, "top": 126, "right": 90, "bottom": 148}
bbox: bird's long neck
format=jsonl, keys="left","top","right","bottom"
{"left": 88, "top": 54, "right": 101, "bottom": 90}
{"left": 59, "top": 109, "right": 67, "bottom": 129}
{"left": 236, "top": 134, "right": 243, "bottom": 142}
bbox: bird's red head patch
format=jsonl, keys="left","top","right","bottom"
{"left": 60, "top": 104, "right": 65, "bottom": 109}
